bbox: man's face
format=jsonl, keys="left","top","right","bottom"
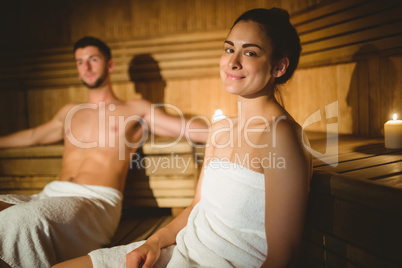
{"left": 75, "top": 46, "right": 111, "bottom": 89}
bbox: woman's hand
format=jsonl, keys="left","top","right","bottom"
{"left": 126, "top": 241, "right": 161, "bottom": 268}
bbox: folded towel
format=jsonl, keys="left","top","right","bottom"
{"left": 167, "top": 160, "right": 267, "bottom": 267}
{"left": 0, "top": 181, "right": 122, "bottom": 268}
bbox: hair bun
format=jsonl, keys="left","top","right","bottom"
{"left": 271, "top": 7, "right": 290, "bottom": 21}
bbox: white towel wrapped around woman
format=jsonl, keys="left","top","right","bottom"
{"left": 89, "top": 160, "right": 267, "bottom": 267}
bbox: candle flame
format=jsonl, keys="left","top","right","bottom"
{"left": 212, "top": 109, "right": 226, "bottom": 122}
{"left": 393, "top": 113, "right": 397, "bottom": 121}
{"left": 214, "top": 109, "right": 223, "bottom": 116}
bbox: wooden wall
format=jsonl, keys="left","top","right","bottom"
{"left": 0, "top": 0, "right": 333, "bottom": 135}
{"left": 0, "top": 0, "right": 401, "bottom": 138}
{"left": 0, "top": 0, "right": 332, "bottom": 48}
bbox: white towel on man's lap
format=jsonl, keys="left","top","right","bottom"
{"left": 0, "top": 181, "right": 122, "bottom": 268}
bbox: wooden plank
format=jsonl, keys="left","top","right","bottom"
{"left": 118, "top": 217, "right": 168, "bottom": 243}
{"left": 125, "top": 189, "right": 195, "bottom": 198}
{"left": 374, "top": 174, "right": 402, "bottom": 188}
{"left": 295, "top": 0, "right": 400, "bottom": 34}
{"left": 154, "top": 198, "right": 193, "bottom": 207}
{"left": 302, "top": 20, "right": 402, "bottom": 55}
{"left": 0, "top": 89, "right": 28, "bottom": 135}
{"left": 108, "top": 216, "right": 172, "bottom": 246}
{"left": 326, "top": 251, "right": 347, "bottom": 268}
{"left": 341, "top": 161, "right": 402, "bottom": 179}
{"left": 300, "top": 226, "right": 397, "bottom": 268}
{"left": 300, "top": 5, "right": 402, "bottom": 43}
{"left": 125, "top": 197, "right": 193, "bottom": 208}
{"left": 125, "top": 176, "right": 197, "bottom": 189}
{"left": 0, "top": 158, "right": 62, "bottom": 176}
{"left": 333, "top": 198, "right": 402, "bottom": 266}
{"left": 142, "top": 137, "right": 194, "bottom": 154}
{"left": 299, "top": 34, "right": 402, "bottom": 68}
{"left": 0, "top": 176, "right": 56, "bottom": 190}
{"left": 21, "top": 57, "right": 220, "bottom": 80}
{"left": 144, "top": 154, "right": 194, "bottom": 176}
{"left": 296, "top": 252, "right": 325, "bottom": 268}
{"left": 111, "top": 30, "right": 226, "bottom": 48}
{"left": 317, "top": 153, "right": 402, "bottom": 173}
{"left": 107, "top": 218, "right": 143, "bottom": 247}
{"left": 357, "top": 58, "right": 370, "bottom": 136}
{"left": 115, "top": 42, "right": 222, "bottom": 57}
{"left": 325, "top": 233, "right": 347, "bottom": 258}
{"left": 346, "top": 243, "right": 400, "bottom": 268}
{"left": 329, "top": 173, "right": 402, "bottom": 212}
{"left": 305, "top": 190, "right": 335, "bottom": 233}
{"left": 313, "top": 143, "right": 397, "bottom": 168}
{"left": 0, "top": 189, "right": 42, "bottom": 195}
{"left": 368, "top": 53, "right": 384, "bottom": 138}
{"left": 311, "top": 139, "right": 386, "bottom": 167}
{"left": 298, "top": 239, "right": 325, "bottom": 265}
{"left": 0, "top": 145, "right": 64, "bottom": 158}
{"left": 313, "top": 149, "right": 382, "bottom": 167}
{"left": 291, "top": 0, "right": 367, "bottom": 26}
{"left": 134, "top": 49, "right": 222, "bottom": 62}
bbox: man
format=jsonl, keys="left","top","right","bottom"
{"left": 0, "top": 37, "right": 208, "bottom": 267}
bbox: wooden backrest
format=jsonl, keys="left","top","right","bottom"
{"left": 0, "top": 138, "right": 202, "bottom": 209}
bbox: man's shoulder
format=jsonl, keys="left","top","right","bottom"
{"left": 56, "top": 103, "right": 81, "bottom": 118}
{"left": 113, "top": 99, "right": 154, "bottom": 119}
{"left": 123, "top": 99, "right": 151, "bottom": 108}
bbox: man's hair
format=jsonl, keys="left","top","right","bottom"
{"left": 73, "top": 36, "right": 111, "bottom": 60}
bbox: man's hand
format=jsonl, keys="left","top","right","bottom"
{"left": 126, "top": 241, "right": 161, "bottom": 268}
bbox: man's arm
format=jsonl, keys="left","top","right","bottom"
{"left": 141, "top": 100, "right": 210, "bottom": 144}
{"left": 0, "top": 104, "right": 71, "bottom": 148}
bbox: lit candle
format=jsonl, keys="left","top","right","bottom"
{"left": 212, "top": 109, "right": 226, "bottom": 122}
{"left": 384, "top": 114, "right": 402, "bottom": 149}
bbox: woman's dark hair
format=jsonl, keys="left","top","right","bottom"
{"left": 232, "top": 8, "right": 301, "bottom": 85}
{"left": 73, "top": 36, "right": 111, "bottom": 61}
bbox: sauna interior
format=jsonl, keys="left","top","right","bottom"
{"left": 0, "top": 0, "right": 401, "bottom": 267}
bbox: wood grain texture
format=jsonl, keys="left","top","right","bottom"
{"left": 1, "top": 0, "right": 401, "bottom": 136}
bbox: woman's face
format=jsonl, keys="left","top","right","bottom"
{"left": 220, "top": 20, "right": 274, "bottom": 98}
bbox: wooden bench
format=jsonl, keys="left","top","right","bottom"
{"left": 1, "top": 133, "right": 401, "bottom": 266}
{"left": 297, "top": 132, "right": 402, "bottom": 268}
{"left": 0, "top": 137, "right": 203, "bottom": 246}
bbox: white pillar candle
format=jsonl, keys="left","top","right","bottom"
{"left": 212, "top": 109, "right": 226, "bottom": 122}
{"left": 384, "top": 114, "right": 402, "bottom": 149}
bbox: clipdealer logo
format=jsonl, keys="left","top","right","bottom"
{"left": 302, "top": 101, "right": 339, "bottom": 166}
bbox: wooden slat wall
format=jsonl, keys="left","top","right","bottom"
{"left": 0, "top": 0, "right": 401, "bottom": 137}
{"left": 285, "top": 0, "right": 402, "bottom": 137}
{"left": 0, "top": 0, "right": 332, "bottom": 49}
{"left": 0, "top": 139, "right": 202, "bottom": 209}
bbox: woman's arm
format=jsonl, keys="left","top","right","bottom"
{"left": 126, "top": 127, "right": 214, "bottom": 268}
{"left": 261, "top": 121, "right": 312, "bottom": 267}
{"left": 126, "top": 165, "right": 206, "bottom": 268}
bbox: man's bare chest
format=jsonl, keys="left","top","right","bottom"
{"left": 64, "top": 104, "right": 145, "bottom": 147}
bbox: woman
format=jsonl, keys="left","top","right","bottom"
{"left": 55, "top": 7, "right": 311, "bottom": 268}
